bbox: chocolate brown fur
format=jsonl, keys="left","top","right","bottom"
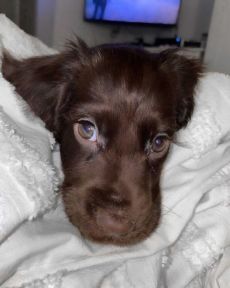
{"left": 2, "top": 42, "right": 202, "bottom": 245}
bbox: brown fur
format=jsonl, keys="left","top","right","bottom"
{"left": 2, "top": 41, "right": 202, "bottom": 245}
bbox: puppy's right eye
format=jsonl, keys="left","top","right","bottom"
{"left": 75, "top": 120, "right": 97, "bottom": 142}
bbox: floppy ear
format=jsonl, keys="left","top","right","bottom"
{"left": 158, "top": 50, "right": 203, "bottom": 130}
{"left": 2, "top": 40, "right": 90, "bottom": 139}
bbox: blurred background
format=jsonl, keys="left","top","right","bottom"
{"left": 0, "top": 0, "right": 229, "bottom": 74}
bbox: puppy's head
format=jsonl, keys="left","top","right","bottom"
{"left": 2, "top": 42, "right": 202, "bottom": 245}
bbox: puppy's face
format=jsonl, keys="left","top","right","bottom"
{"left": 2, "top": 43, "right": 202, "bottom": 245}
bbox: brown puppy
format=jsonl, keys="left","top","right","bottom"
{"left": 2, "top": 42, "right": 202, "bottom": 245}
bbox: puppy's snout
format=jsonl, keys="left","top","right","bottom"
{"left": 90, "top": 187, "right": 130, "bottom": 208}
{"left": 96, "top": 209, "right": 129, "bottom": 235}
{"left": 88, "top": 187, "right": 131, "bottom": 235}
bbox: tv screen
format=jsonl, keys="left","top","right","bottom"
{"left": 84, "top": 0, "right": 181, "bottom": 25}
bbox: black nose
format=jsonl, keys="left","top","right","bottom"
{"left": 89, "top": 187, "right": 130, "bottom": 208}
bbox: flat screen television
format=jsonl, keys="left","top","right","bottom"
{"left": 84, "top": 0, "right": 181, "bottom": 26}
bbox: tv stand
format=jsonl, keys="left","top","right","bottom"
{"left": 144, "top": 46, "right": 204, "bottom": 60}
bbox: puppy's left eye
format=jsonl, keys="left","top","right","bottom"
{"left": 153, "top": 133, "right": 169, "bottom": 153}
{"left": 76, "top": 120, "right": 97, "bottom": 142}
{"left": 145, "top": 133, "right": 170, "bottom": 155}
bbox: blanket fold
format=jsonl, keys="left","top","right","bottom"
{"left": 0, "top": 15, "right": 60, "bottom": 244}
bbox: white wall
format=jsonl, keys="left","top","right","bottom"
{"left": 177, "top": 0, "right": 214, "bottom": 41}
{"left": 0, "top": 0, "right": 20, "bottom": 24}
{"left": 53, "top": 0, "right": 111, "bottom": 48}
{"left": 35, "top": 0, "right": 214, "bottom": 49}
{"left": 35, "top": 0, "right": 56, "bottom": 46}
{"left": 204, "top": 0, "right": 230, "bottom": 74}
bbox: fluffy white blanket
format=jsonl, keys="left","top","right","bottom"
{"left": 0, "top": 14, "right": 230, "bottom": 288}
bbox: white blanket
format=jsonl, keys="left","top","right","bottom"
{"left": 0, "top": 14, "right": 230, "bottom": 288}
